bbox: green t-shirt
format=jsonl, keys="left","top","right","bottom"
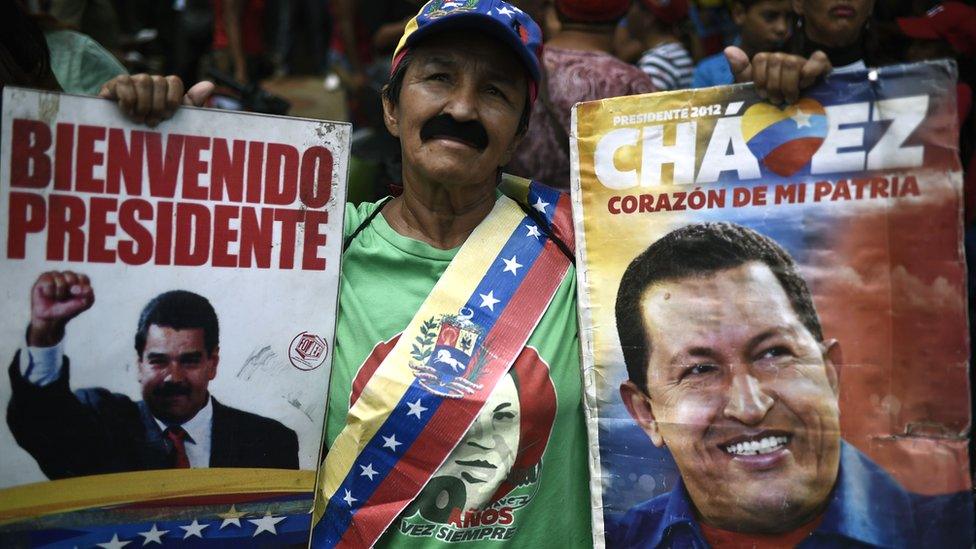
{"left": 325, "top": 200, "right": 592, "bottom": 547}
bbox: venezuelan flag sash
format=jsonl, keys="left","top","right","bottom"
{"left": 311, "top": 179, "right": 574, "bottom": 547}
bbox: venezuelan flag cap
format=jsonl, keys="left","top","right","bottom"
{"left": 392, "top": 0, "right": 543, "bottom": 103}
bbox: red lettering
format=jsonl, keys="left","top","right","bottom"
{"left": 640, "top": 193, "right": 654, "bottom": 212}
{"left": 182, "top": 135, "right": 210, "bottom": 200}
{"left": 54, "top": 123, "right": 74, "bottom": 191}
{"left": 47, "top": 194, "right": 86, "bottom": 261}
{"left": 498, "top": 508, "right": 513, "bottom": 525}
{"left": 7, "top": 192, "right": 46, "bottom": 259}
{"left": 300, "top": 146, "right": 333, "bottom": 208}
{"left": 274, "top": 208, "right": 302, "bottom": 269}
{"left": 146, "top": 133, "right": 185, "bottom": 198}
{"left": 620, "top": 195, "right": 637, "bottom": 213}
{"left": 11, "top": 119, "right": 51, "bottom": 188}
{"left": 265, "top": 143, "right": 299, "bottom": 205}
{"left": 302, "top": 210, "right": 328, "bottom": 270}
{"left": 608, "top": 196, "right": 621, "bottom": 214}
{"left": 481, "top": 509, "right": 498, "bottom": 525}
{"left": 732, "top": 187, "right": 751, "bottom": 207}
{"left": 240, "top": 206, "right": 274, "bottom": 268}
{"left": 87, "top": 197, "right": 117, "bottom": 263}
{"left": 830, "top": 180, "right": 851, "bottom": 201}
{"left": 751, "top": 185, "right": 768, "bottom": 205}
{"left": 901, "top": 175, "right": 920, "bottom": 196}
{"left": 813, "top": 181, "right": 832, "bottom": 201}
{"left": 106, "top": 129, "right": 144, "bottom": 196}
{"left": 212, "top": 138, "right": 246, "bottom": 202}
{"left": 118, "top": 198, "right": 154, "bottom": 265}
{"left": 155, "top": 201, "right": 174, "bottom": 265}
{"left": 173, "top": 203, "right": 211, "bottom": 266}
{"left": 75, "top": 125, "right": 106, "bottom": 193}
{"left": 246, "top": 141, "right": 264, "bottom": 203}
{"left": 212, "top": 205, "right": 239, "bottom": 268}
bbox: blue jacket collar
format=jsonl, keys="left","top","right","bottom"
{"left": 649, "top": 441, "right": 916, "bottom": 548}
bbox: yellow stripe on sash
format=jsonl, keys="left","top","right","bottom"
{"left": 319, "top": 195, "right": 526, "bottom": 507}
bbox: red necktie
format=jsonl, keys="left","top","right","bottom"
{"left": 164, "top": 426, "right": 191, "bottom": 468}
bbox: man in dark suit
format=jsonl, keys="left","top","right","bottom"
{"left": 7, "top": 271, "right": 299, "bottom": 479}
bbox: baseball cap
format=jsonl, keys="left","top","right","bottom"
{"left": 392, "top": 0, "right": 543, "bottom": 102}
{"left": 639, "top": 0, "right": 690, "bottom": 25}
{"left": 897, "top": 2, "right": 976, "bottom": 57}
{"left": 555, "top": 0, "right": 630, "bottom": 23}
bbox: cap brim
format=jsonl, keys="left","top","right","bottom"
{"left": 403, "top": 12, "right": 541, "bottom": 84}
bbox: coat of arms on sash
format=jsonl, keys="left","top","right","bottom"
{"left": 409, "top": 309, "right": 486, "bottom": 398}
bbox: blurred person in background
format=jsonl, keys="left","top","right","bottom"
{"left": 213, "top": 0, "right": 269, "bottom": 84}
{"left": 508, "top": 0, "right": 654, "bottom": 190}
{"left": 691, "top": 0, "right": 738, "bottom": 55}
{"left": 272, "top": 0, "right": 332, "bottom": 78}
{"left": 788, "top": 0, "right": 878, "bottom": 70}
{"left": 631, "top": 0, "right": 695, "bottom": 91}
{"left": 47, "top": 0, "right": 122, "bottom": 52}
{"left": 693, "top": 0, "right": 793, "bottom": 87}
{"left": 333, "top": 0, "right": 421, "bottom": 203}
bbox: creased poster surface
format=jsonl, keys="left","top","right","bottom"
{"left": 571, "top": 61, "right": 973, "bottom": 548}
{"left": 0, "top": 87, "right": 348, "bottom": 546}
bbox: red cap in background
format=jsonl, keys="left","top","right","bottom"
{"left": 897, "top": 2, "right": 976, "bottom": 57}
{"left": 639, "top": 0, "right": 690, "bottom": 25}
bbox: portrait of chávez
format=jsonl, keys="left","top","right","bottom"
{"left": 611, "top": 223, "right": 971, "bottom": 548}
{"left": 7, "top": 271, "right": 299, "bottom": 480}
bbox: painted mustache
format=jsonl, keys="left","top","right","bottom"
{"left": 154, "top": 382, "right": 192, "bottom": 398}
{"left": 419, "top": 114, "right": 489, "bottom": 150}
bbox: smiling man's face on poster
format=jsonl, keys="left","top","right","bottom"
{"left": 621, "top": 260, "right": 843, "bottom": 532}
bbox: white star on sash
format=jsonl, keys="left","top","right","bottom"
{"left": 180, "top": 520, "right": 208, "bottom": 539}
{"left": 360, "top": 463, "right": 379, "bottom": 480}
{"left": 382, "top": 434, "right": 402, "bottom": 451}
{"left": 218, "top": 505, "right": 246, "bottom": 529}
{"left": 497, "top": 6, "right": 514, "bottom": 17}
{"left": 792, "top": 110, "right": 812, "bottom": 128}
{"left": 479, "top": 291, "right": 500, "bottom": 311}
{"left": 532, "top": 197, "right": 549, "bottom": 214}
{"left": 96, "top": 534, "right": 130, "bottom": 549}
{"left": 526, "top": 224, "right": 541, "bottom": 239}
{"left": 137, "top": 524, "right": 168, "bottom": 544}
{"left": 248, "top": 514, "right": 286, "bottom": 537}
{"left": 502, "top": 255, "right": 523, "bottom": 275}
{"left": 407, "top": 399, "right": 428, "bottom": 418}
{"left": 342, "top": 489, "right": 358, "bottom": 507}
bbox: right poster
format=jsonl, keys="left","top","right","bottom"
{"left": 571, "top": 60, "right": 974, "bottom": 548}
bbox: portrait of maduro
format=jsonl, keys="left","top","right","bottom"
{"left": 610, "top": 223, "right": 972, "bottom": 548}
{"left": 6, "top": 271, "right": 299, "bottom": 479}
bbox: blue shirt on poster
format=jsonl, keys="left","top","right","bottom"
{"left": 609, "top": 442, "right": 973, "bottom": 548}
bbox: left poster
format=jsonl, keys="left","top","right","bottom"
{"left": 0, "top": 87, "right": 348, "bottom": 547}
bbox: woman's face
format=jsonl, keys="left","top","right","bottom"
{"left": 793, "top": 0, "right": 875, "bottom": 48}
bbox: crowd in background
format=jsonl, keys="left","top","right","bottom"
{"left": 5, "top": 0, "right": 975, "bottom": 201}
